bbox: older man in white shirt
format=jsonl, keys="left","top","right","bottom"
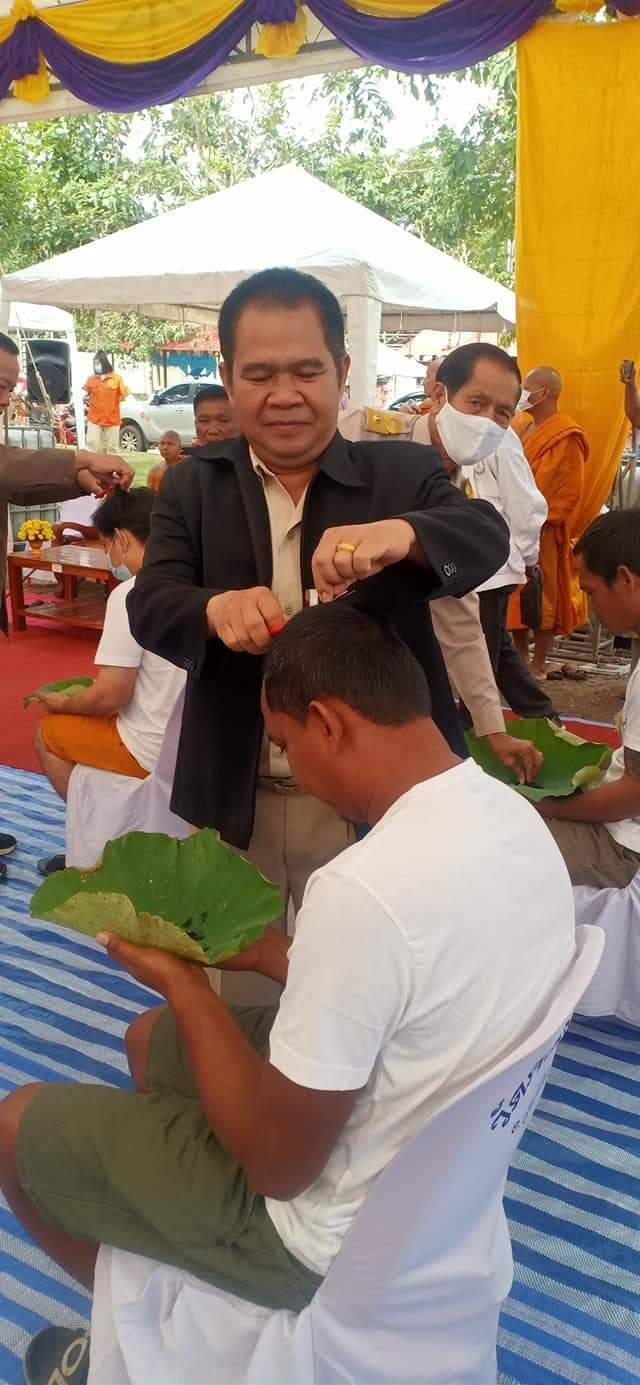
{"left": 428, "top": 345, "right": 561, "bottom": 726}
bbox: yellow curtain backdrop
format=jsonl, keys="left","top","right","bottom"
{"left": 516, "top": 18, "right": 640, "bottom": 536}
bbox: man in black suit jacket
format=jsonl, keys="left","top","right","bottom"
{"left": 129, "top": 268, "right": 508, "bottom": 915}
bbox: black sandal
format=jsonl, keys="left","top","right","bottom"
{"left": 23, "top": 1326, "right": 90, "bottom": 1385}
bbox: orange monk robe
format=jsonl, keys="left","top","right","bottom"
{"left": 507, "top": 414, "right": 589, "bottom": 635}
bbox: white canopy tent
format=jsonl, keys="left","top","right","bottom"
{"left": 0, "top": 165, "right": 515, "bottom": 404}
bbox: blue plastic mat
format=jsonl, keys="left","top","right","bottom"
{"left": 0, "top": 764, "right": 639, "bottom": 1385}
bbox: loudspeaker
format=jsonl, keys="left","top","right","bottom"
{"left": 26, "top": 338, "right": 71, "bottom": 405}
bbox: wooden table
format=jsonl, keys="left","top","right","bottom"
{"left": 7, "top": 545, "right": 116, "bottom": 633}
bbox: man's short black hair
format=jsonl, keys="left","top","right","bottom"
{"left": 219, "top": 268, "right": 346, "bottom": 376}
{"left": 193, "top": 384, "right": 229, "bottom": 413}
{"left": 263, "top": 604, "right": 431, "bottom": 725}
{"left": 575, "top": 509, "right": 640, "bottom": 584}
{"left": 436, "top": 343, "right": 521, "bottom": 395}
{"left": 93, "top": 486, "right": 154, "bottom": 542}
{"left": 0, "top": 332, "right": 18, "bottom": 357}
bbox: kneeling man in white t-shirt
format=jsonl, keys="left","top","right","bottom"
{"left": 539, "top": 509, "right": 640, "bottom": 887}
{"left": 1, "top": 600, "right": 576, "bottom": 1362}
{"left": 34, "top": 487, "right": 185, "bottom": 873}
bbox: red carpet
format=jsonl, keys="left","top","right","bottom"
{"left": 1, "top": 606, "right": 98, "bottom": 772}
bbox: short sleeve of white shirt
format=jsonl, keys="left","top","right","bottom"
{"left": 95, "top": 578, "right": 142, "bottom": 670}
{"left": 622, "top": 666, "right": 640, "bottom": 752}
{"left": 268, "top": 869, "right": 413, "bottom": 1092}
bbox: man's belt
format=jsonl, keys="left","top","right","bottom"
{"left": 256, "top": 776, "right": 306, "bottom": 796}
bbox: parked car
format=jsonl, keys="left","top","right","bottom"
{"left": 388, "top": 390, "right": 426, "bottom": 412}
{"left": 118, "top": 378, "right": 218, "bottom": 452}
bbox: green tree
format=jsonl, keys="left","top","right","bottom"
{"left": 0, "top": 58, "right": 516, "bottom": 358}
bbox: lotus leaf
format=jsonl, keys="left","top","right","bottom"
{"left": 24, "top": 676, "right": 93, "bottom": 707}
{"left": 465, "top": 718, "right": 612, "bottom": 802}
{"left": 31, "top": 830, "right": 283, "bottom": 964}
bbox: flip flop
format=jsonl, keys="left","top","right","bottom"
{"left": 561, "top": 662, "right": 588, "bottom": 682}
{"left": 23, "top": 1326, "right": 90, "bottom": 1385}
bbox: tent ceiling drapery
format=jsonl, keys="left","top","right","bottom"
{"left": 0, "top": 164, "right": 515, "bottom": 404}
{"left": 1, "top": 1, "right": 639, "bottom": 123}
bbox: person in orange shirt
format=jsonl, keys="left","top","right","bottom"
{"left": 508, "top": 367, "right": 589, "bottom": 680}
{"left": 147, "top": 430, "right": 184, "bottom": 493}
{"left": 84, "top": 351, "right": 129, "bottom": 454}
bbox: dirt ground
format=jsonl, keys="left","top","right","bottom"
{"left": 544, "top": 665, "right": 627, "bottom": 726}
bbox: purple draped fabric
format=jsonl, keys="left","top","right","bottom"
{"left": 256, "top": 0, "right": 298, "bottom": 19}
{"left": 0, "top": 1, "right": 636, "bottom": 113}
{"left": 308, "top": 0, "right": 550, "bottom": 75}
{"left": 0, "top": 2, "right": 253, "bottom": 110}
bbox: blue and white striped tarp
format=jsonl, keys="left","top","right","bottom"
{"left": 0, "top": 763, "right": 639, "bottom": 1385}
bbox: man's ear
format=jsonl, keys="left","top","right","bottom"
{"left": 308, "top": 699, "right": 345, "bottom": 750}
{"left": 338, "top": 356, "right": 351, "bottom": 395}
{"left": 430, "top": 380, "right": 446, "bottom": 416}
{"left": 617, "top": 564, "right": 637, "bottom": 590}
{"left": 220, "top": 361, "right": 232, "bottom": 399}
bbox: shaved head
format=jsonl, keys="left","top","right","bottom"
{"left": 525, "top": 367, "right": 562, "bottom": 397}
{"left": 160, "top": 430, "right": 180, "bottom": 444}
{"left": 424, "top": 356, "right": 444, "bottom": 397}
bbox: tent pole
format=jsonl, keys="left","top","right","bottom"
{"left": 344, "top": 295, "right": 381, "bottom": 407}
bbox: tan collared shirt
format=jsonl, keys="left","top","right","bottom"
{"left": 251, "top": 449, "right": 307, "bottom": 777}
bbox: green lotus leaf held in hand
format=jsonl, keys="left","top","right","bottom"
{"left": 31, "top": 830, "right": 283, "bottom": 964}
{"left": 24, "top": 676, "right": 93, "bottom": 707}
{"left": 466, "top": 718, "right": 612, "bottom": 802}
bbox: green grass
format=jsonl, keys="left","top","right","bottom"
{"left": 116, "top": 448, "right": 159, "bottom": 485}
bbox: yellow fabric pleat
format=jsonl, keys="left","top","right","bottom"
{"left": 13, "top": 51, "right": 50, "bottom": 102}
{"left": 343, "top": 0, "right": 448, "bottom": 15}
{"left": 256, "top": 5, "right": 307, "bottom": 58}
{"left": 37, "top": 0, "right": 244, "bottom": 64}
{"left": 554, "top": 2, "right": 604, "bottom": 13}
{"left": 516, "top": 19, "right": 640, "bottom": 534}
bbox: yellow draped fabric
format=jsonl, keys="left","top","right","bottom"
{"left": 257, "top": 4, "right": 307, "bottom": 58}
{"left": 516, "top": 19, "right": 640, "bottom": 537}
{"left": 0, "top": 0, "right": 455, "bottom": 57}
{"left": 343, "top": 0, "right": 448, "bottom": 16}
{"left": 0, "top": 0, "right": 244, "bottom": 61}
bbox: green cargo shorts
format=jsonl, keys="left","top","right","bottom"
{"left": 16, "top": 1004, "right": 322, "bottom": 1312}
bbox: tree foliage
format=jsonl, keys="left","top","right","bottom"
{"left": 0, "top": 56, "right": 516, "bottom": 358}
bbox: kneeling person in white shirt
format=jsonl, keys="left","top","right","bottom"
{"left": 539, "top": 509, "right": 640, "bottom": 887}
{"left": 2, "top": 602, "right": 576, "bottom": 1342}
{"left": 34, "top": 487, "right": 186, "bottom": 814}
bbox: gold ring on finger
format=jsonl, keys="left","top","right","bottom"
{"left": 335, "top": 541, "right": 357, "bottom": 555}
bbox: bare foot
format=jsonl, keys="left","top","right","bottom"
{"left": 530, "top": 666, "right": 547, "bottom": 681}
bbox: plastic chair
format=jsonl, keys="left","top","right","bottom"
{"left": 573, "top": 875, "right": 640, "bottom": 1024}
{"left": 88, "top": 925, "right": 603, "bottom": 1385}
{"left": 65, "top": 689, "right": 191, "bottom": 869}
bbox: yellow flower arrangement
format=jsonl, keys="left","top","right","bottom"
{"left": 17, "top": 518, "right": 56, "bottom": 544}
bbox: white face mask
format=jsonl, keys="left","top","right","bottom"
{"left": 519, "top": 387, "right": 544, "bottom": 411}
{"left": 436, "top": 399, "right": 506, "bottom": 468}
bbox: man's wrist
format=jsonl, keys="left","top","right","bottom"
{"left": 206, "top": 593, "right": 225, "bottom": 637}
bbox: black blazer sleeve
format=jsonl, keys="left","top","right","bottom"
{"left": 127, "top": 466, "right": 222, "bottom": 677}
{"left": 399, "top": 454, "right": 509, "bottom": 600}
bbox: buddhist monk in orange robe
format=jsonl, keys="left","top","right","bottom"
{"left": 507, "top": 367, "right": 589, "bottom": 679}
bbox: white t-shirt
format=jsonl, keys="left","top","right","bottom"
{"left": 95, "top": 576, "right": 186, "bottom": 771}
{"left": 603, "top": 664, "right": 640, "bottom": 851}
{"left": 266, "top": 760, "right": 575, "bottom": 1276}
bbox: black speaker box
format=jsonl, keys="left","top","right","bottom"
{"left": 26, "top": 338, "right": 71, "bottom": 405}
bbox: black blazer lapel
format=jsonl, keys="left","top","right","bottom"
{"left": 230, "top": 438, "right": 273, "bottom": 588}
